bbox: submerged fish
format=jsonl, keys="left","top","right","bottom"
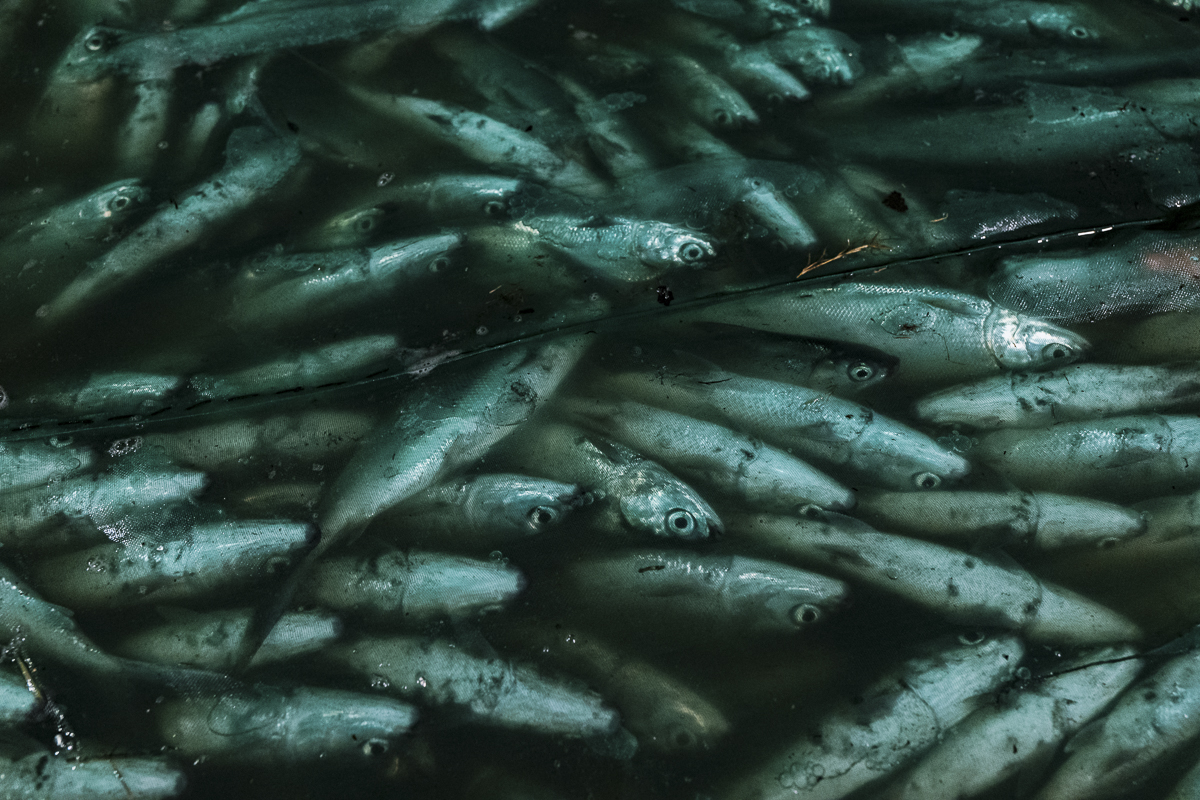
{"left": 685, "top": 282, "right": 1088, "bottom": 383}
{"left": 722, "top": 632, "right": 1023, "bottom": 800}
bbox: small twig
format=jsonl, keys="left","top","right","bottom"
{"left": 797, "top": 234, "right": 889, "bottom": 278}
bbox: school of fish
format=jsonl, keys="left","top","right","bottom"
{"left": 2, "top": 0, "right": 1200, "bottom": 797}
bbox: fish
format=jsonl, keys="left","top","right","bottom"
{"left": 564, "top": 396, "right": 855, "bottom": 511}
{"left": 188, "top": 335, "right": 399, "bottom": 399}
{"left": 974, "top": 414, "right": 1200, "bottom": 498}
{"left": 721, "top": 631, "right": 1024, "bottom": 800}
{"left": 730, "top": 510, "right": 1142, "bottom": 644}
{"left": 760, "top": 26, "right": 864, "bottom": 85}
{"left": 600, "top": 364, "right": 969, "bottom": 490}
{"left": 555, "top": 549, "right": 849, "bottom": 635}
{"left": 156, "top": 686, "right": 417, "bottom": 765}
{"left": 385, "top": 473, "right": 585, "bottom": 543}
{"left": 932, "top": 189, "right": 1079, "bottom": 243}
{"left": 989, "top": 230, "right": 1200, "bottom": 323}
{"left": 658, "top": 53, "right": 761, "bottom": 129}
{"left": 2, "top": 371, "right": 181, "bottom": 421}
{"left": 29, "top": 519, "right": 315, "bottom": 609}
{"left": 684, "top": 282, "right": 1089, "bottom": 383}
{"left": 0, "top": 439, "right": 96, "bottom": 495}
{"left": 494, "top": 420, "right": 721, "bottom": 540}
{"left": 292, "top": 206, "right": 388, "bottom": 251}
{"left": 915, "top": 362, "right": 1200, "bottom": 429}
{"left": 39, "top": 126, "right": 302, "bottom": 324}
{"left": 502, "top": 618, "right": 731, "bottom": 753}
{"left": 303, "top": 549, "right": 526, "bottom": 624}
{"left": 346, "top": 84, "right": 606, "bottom": 195}
{"left": 112, "top": 607, "right": 341, "bottom": 672}
{"left": 321, "top": 635, "right": 620, "bottom": 738}
{"left": 883, "top": 645, "right": 1143, "bottom": 800}
{"left": 0, "top": 466, "right": 207, "bottom": 552}
{"left": 316, "top": 337, "right": 587, "bottom": 557}
{"left": 227, "top": 233, "right": 464, "bottom": 329}
{"left": 854, "top": 489, "right": 1146, "bottom": 550}
{"left": 1035, "top": 630, "right": 1200, "bottom": 800}
{"left": 0, "top": 748, "right": 186, "bottom": 799}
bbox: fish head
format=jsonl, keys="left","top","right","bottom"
{"left": 638, "top": 683, "right": 730, "bottom": 754}
{"left": 807, "top": 351, "right": 895, "bottom": 395}
{"left": 468, "top": 474, "right": 588, "bottom": 534}
{"left": 636, "top": 224, "right": 717, "bottom": 269}
{"left": 617, "top": 463, "right": 721, "bottom": 540}
{"left": 898, "top": 31, "right": 985, "bottom": 74}
{"left": 985, "top": 306, "right": 1089, "bottom": 370}
{"left": 780, "top": 29, "right": 864, "bottom": 86}
{"left": 49, "top": 26, "right": 127, "bottom": 84}
{"left": 87, "top": 179, "right": 150, "bottom": 222}
{"left": 1028, "top": 8, "right": 1102, "bottom": 43}
{"left": 727, "top": 556, "right": 851, "bottom": 632}
{"left": 311, "top": 207, "right": 387, "bottom": 249}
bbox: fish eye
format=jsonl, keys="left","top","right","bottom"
{"left": 791, "top": 604, "right": 821, "bottom": 626}
{"left": 362, "top": 739, "right": 389, "bottom": 757}
{"left": 1069, "top": 26, "right": 1091, "bottom": 38}
{"left": 1097, "top": 536, "right": 1120, "bottom": 549}
{"left": 958, "top": 631, "right": 986, "bottom": 645}
{"left": 356, "top": 217, "right": 375, "bottom": 233}
{"left": 713, "top": 109, "right": 731, "bottom": 125}
{"left": 1041, "top": 342, "right": 1073, "bottom": 361}
{"left": 108, "top": 195, "right": 131, "bottom": 212}
{"left": 527, "top": 506, "right": 558, "bottom": 528}
{"left": 914, "top": 472, "right": 941, "bottom": 490}
{"left": 674, "top": 730, "right": 695, "bottom": 748}
{"left": 483, "top": 200, "right": 506, "bottom": 216}
{"left": 940, "top": 30, "right": 960, "bottom": 40}
{"left": 665, "top": 508, "right": 697, "bottom": 535}
{"left": 847, "top": 361, "right": 876, "bottom": 382}
{"left": 799, "top": 504, "right": 826, "bottom": 520}
{"left": 265, "top": 556, "right": 292, "bottom": 574}
{"left": 678, "top": 242, "right": 708, "bottom": 262}
{"left": 84, "top": 32, "right": 108, "bottom": 52}
{"left": 428, "top": 257, "right": 450, "bottom": 273}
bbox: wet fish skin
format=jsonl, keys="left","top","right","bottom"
{"left": 658, "top": 53, "right": 760, "bottom": 129}
{"left": 30, "top": 519, "right": 315, "bottom": 609}
{"left": 0, "top": 670, "right": 40, "bottom": 726}
{"left": 4, "top": 371, "right": 181, "bottom": 421}
{"left": 762, "top": 26, "right": 864, "bottom": 85}
{"left": 388, "top": 473, "right": 585, "bottom": 541}
{"left": 39, "top": 126, "right": 302, "bottom": 324}
{"left": 505, "top": 619, "right": 731, "bottom": 753}
{"left": 565, "top": 396, "right": 855, "bottom": 511}
{"left": 304, "top": 549, "right": 526, "bottom": 624}
{"left": 722, "top": 632, "right": 1024, "bottom": 800}
{"left": 915, "top": 362, "right": 1200, "bottom": 429}
{"left": 603, "top": 365, "right": 969, "bottom": 490}
{"left": 855, "top": 489, "right": 1146, "bottom": 550}
{"left": 322, "top": 635, "right": 620, "bottom": 738}
{"left": 189, "top": 335, "right": 399, "bottom": 399}
{"left": 989, "top": 230, "right": 1200, "bottom": 323}
{"left": 508, "top": 214, "right": 717, "bottom": 281}
{"left": 686, "top": 282, "right": 1089, "bottom": 383}
{"left": 294, "top": 206, "right": 388, "bottom": 250}
{"left": 317, "top": 337, "right": 587, "bottom": 557}
{"left": 731, "top": 510, "right": 1141, "bottom": 644}
{"left": 228, "top": 233, "right": 464, "bottom": 329}
{"left": 0, "top": 179, "right": 150, "bottom": 266}
{"left": 497, "top": 421, "right": 721, "bottom": 540}
{"left": 883, "top": 645, "right": 1142, "bottom": 800}
{"left": 559, "top": 549, "right": 849, "bottom": 635}
{"left": 0, "top": 750, "right": 186, "bottom": 799}
{"left": 974, "top": 414, "right": 1200, "bottom": 498}
{"left": 157, "top": 685, "right": 417, "bottom": 766}
{"left": 114, "top": 607, "right": 340, "bottom": 672}
{"left": 1036, "top": 633, "right": 1200, "bottom": 800}
{"left": 0, "top": 439, "right": 96, "bottom": 495}
{"left": 0, "top": 467, "right": 207, "bottom": 551}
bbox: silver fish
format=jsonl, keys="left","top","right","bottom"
{"left": 731, "top": 510, "right": 1141, "bottom": 644}
{"left": 1036, "top": 630, "right": 1200, "bottom": 800}
{"left": 304, "top": 549, "right": 526, "bottom": 624}
{"left": 603, "top": 364, "right": 969, "bottom": 490}
{"left": 321, "top": 635, "right": 620, "bottom": 738}
{"left": 974, "top": 414, "right": 1200, "bottom": 498}
{"left": 39, "top": 126, "right": 301, "bottom": 324}
{"left": 686, "top": 281, "right": 1089, "bottom": 383}
{"left": 3, "top": 371, "right": 181, "bottom": 421}
{"left": 721, "top": 632, "right": 1023, "bottom": 800}
{"left": 915, "top": 362, "right": 1200, "bottom": 429}
{"left": 855, "top": 489, "right": 1146, "bottom": 550}
{"left": 0, "top": 748, "right": 186, "bottom": 799}
{"left": 557, "top": 549, "right": 849, "bottom": 635}
{"left": 565, "top": 396, "right": 855, "bottom": 511}
{"left": 884, "top": 645, "right": 1142, "bottom": 800}
{"left": 0, "top": 439, "right": 96, "bottom": 495}
{"left": 495, "top": 420, "right": 721, "bottom": 540}
{"left": 658, "top": 53, "right": 760, "bottom": 129}
{"left": 157, "top": 686, "right": 417, "bottom": 766}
